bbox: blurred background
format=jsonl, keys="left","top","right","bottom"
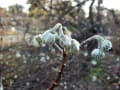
{"left": 0, "top": 0, "right": 120, "bottom": 90}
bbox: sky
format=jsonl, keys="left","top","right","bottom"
{"left": 0, "top": 0, "right": 120, "bottom": 13}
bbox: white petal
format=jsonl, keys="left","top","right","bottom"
{"left": 48, "top": 23, "right": 62, "bottom": 32}
{"left": 42, "top": 32, "right": 58, "bottom": 45}
{"left": 52, "top": 23, "right": 62, "bottom": 31}
{"left": 63, "top": 26, "right": 72, "bottom": 37}
{"left": 59, "top": 35, "right": 72, "bottom": 51}
{"left": 71, "top": 39, "right": 80, "bottom": 53}
{"left": 32, "top": 34, "right": 42, "bottom": 47}
{"left": 94, "top": 35, "right": 105, "bottom": 49}
{"left": 91, "top": 48, "right": 105, "bottom": 60}
{"left": 101, "top": 39, "right": 112, "bottom": 51}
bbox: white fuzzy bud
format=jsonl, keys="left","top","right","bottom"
{"left": 63, "top": 26, "right": 72, "bottom": 37}
{"left": 42, "top": 32, "right": 58, "bottom": 45}
{"left": 58, "top": 25, "right": 72, "bottom": 52}
{"left": 32, "top": 34, "right": 42, "bottom": 47}
{"left": 91, "top": 48, "right": 105, "bottom": 60}
{"left": 53, "top": 23, "right": 62, "bottom": 31}
{"left": 71, "top": 39, "right": 80, "bottom": 53}
{"left": 60, "top": 35, "right": 72, "bottom": 52}
{"left": 94, "top": 35, "right": 104, "bottom": 49}
{"left": 101, "top": 39, "right": 112, "bottom": 51}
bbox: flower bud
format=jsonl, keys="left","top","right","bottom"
{"left": 32, "top": 34, "right": 42, "bottom": 47}
{"left": 58, "top": 25, "right": 72, "bottom": 52}
{"left": 71, "top": 39, "right": 80, "bottom": 53}
{"left": 53, "top": 23, "right": 62, "bottom": 31}
{"left": 63, "top": 26, "right": 72, "bottom": 37}
{"left": 101, "top": 39, "right": 112, "bottom": 51}
{"left": 61, "top": 35, "right": 72, "bottom": 52}
{"left": 42, "top": 32, "right": 58, "bottom": 45}
{"left": 94, "top": 35, "right": 104, "bottom": 49}
{"left": 91, "top": 48, "right": 105, "bottom": 60}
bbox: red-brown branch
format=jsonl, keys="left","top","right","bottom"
{"left": 47, "top": 50, "right": 67, "bottom": 90}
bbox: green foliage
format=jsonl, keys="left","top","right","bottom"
{"left": 89, "top": 67, "right": 104, "bottom": 76}
{"left": 84, "top": 66, "right": 104, "bottom": 82}
{"left": 28, "top": 0, "right": 47, "bottom": 17}
{"left": 29, "top": 8, "right": 48, "bottom": 17}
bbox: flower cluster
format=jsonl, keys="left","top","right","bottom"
{"left": 91, "top": 35, "right": 112, "bottom": 60}
{"left": 32, "top": 23, "right": 112, "bottom": 58}
{"left": 32, "top": 23, "right": 80, "bottom": 54}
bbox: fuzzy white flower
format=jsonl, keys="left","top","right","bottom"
{"left": 42, "top": 32, "right": 58, "bottom": 45}
{"left": 63, "top": 26, "right": 72, "bottom": 37}
{"left": 32, "top": 34, "right": 42, "bottom": 47}
{"left": 101, "top": 39, "right": 112, "bottom": 51}
{"left": 52, "top": 23, "right": 62, "bottom": 31}
{"left": 94, "top": 35, "right": 104, "bottom": 49}
{"left": 71, "top": 39, "right": 80, "bottom": 53}
{"left": 39, "top": 23, "right": 62, "bottom": 45}
{"left": 43, "top": 23, "right": 62, "bottom": 34}
{"left": 91, "top": 48, "right": 105, "bottom": 60}
{"left": 58, "top": 26, "right": 72, "bottom": 52}
{"left": 61, "top": 35, "right": 72, "bottom": 52}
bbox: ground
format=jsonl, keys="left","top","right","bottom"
{"left": 0, "top": 42, "right": 120, "bottom": 90}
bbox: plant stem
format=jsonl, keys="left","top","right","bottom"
{"left": 47, "top": 50, "right": 67, "bottom": 90}
{"left": 80, "top": 35, "right": 98, "bottom": 47}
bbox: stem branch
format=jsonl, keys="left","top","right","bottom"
{"left": 80, "top": 35, "right": 99, "bottom": 47}
{"left": 47, "top": 50, "right": 67, "bottom": 90}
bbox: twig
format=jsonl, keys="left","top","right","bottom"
{"left": 47, "top": 50, "right": 67, "bottom": 90}
{"left": 54, "top": 43, "right": 63, "bottom": 53}
{"left": 80, "top": 35, "right": 96, "bottom": 47}
{"left": 58, "top": 0, "right": 90, "bottom": 20}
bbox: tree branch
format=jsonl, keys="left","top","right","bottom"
{"left": 80, "top": 35, "right": 98, "bottom": 47}
{"left": 89, "top": 0, "right": 95, "bottom": 25}
{"left": 96, "top": 0, "right": 103, "bottom": 22}
{"left": 47, "top": 50, "right": 67, "bottom": 90}
{"left": 58, "top": 0, "right": 90, "bottom": 20}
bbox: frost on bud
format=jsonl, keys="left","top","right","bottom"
{"left": 91, "top": 48, "right": 105, "bottom": 60}
{"left": 32, "top": 34, "right": 42, "bottom": 47}
{"left": 71, "top": 39, "right": 80, "bottom": 54}
{"left": 42, "top": 32, "right": 58, "bottom": 45}
{"left": 101, "top": 39, "right": 112, "bottom": 51}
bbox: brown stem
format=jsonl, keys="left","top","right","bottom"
{"left": 47, "top": 50, "right": 67, "bottom": 90}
